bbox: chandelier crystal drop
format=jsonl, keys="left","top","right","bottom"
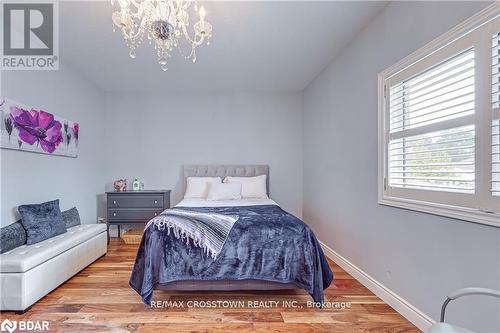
{"left": 111, "top": 0, "right": 213, "bottom": 71}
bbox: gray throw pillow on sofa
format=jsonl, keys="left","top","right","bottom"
{"left": 18, "top": 199, "right": 67, "bottom": 245}
{"left": 0, "top": 221, "right": 27, "bottom": 253}
{"left": 62, "top": 207, "right": 81, "bottom": 228}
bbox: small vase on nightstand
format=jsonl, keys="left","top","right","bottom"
{"left": 132, "top": 178, "right": 140, "bottom": 191}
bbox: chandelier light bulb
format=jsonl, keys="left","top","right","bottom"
{"left": 199, "top": 6, "right": 206, "bottom": 21}
{"left": 118, "top": 0, "right": 129, "bottom": 8}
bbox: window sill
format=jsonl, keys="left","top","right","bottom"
{"left": 379, "top": 196, "right": 500, "bottom": 228}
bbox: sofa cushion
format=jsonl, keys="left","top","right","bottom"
{"left": 0, "top": 221, "right": 27, "bottom": 254}
{"left": 18, "top": 199, "right": 67, "bottom": 245}
{"left": 0, "top": 224, "right": 106, "bottom": 273}
{"left": 62, "top": 207, "right": 81, "bottom": 228}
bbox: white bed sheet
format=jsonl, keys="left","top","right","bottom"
{"left": 176, "top": 198, "right": 278, "bottom": 208}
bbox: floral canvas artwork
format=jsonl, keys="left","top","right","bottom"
{"left": 0, "top": 98, "right": 79, "bottom": 157}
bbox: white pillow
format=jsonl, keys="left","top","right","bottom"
{"left": 223, "top": 175, "right": 268, "bottom": 199}
{"left": 184, "top": 177, "right": 222, "bottom": 199}
{"left": 207, "top": 182, "right": 242, "bottom": 201}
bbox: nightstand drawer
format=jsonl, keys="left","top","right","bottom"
{"left": 107, "top": 208, "right": 162, "bottom": 221}
{"left": 107, "top": 194, "right": 164, "bottom": 208}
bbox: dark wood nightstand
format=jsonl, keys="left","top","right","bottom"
{"left": 105, "top": 190, "right": 171, "bottom": 242}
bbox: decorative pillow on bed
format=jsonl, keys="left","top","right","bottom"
{"left": 207, "top": 182, "right": 242, "bottom": 201}
{"left": 223, "top": 175, "right": 268, "bottom": 199}
{"left": 184, "top": 177, "right": 222, "bottom": 199}
{"left": 18, "top": 199, "right": 67, "bottom": 245}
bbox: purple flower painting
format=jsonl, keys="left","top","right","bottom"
{"left": 10, "top": 107, "right": 63, "bottom": 153}
{"left": 1, "top": 98, "right": 79, "bottom": 157}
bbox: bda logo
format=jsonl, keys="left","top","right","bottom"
{"left": 0, "top": 319, "right": 17, "bottom": 333}
{"left": 0, "top": 319, "right": 49, "bottom": 332}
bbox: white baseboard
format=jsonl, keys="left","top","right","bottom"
{"left": 319, "top": 240, "right": 435, "bottom": 332}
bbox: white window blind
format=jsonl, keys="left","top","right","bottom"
{"left": 492, "top": 32, "right": 500, "bottom": 196}
{"left": 388, "top": 49, "right": 476, "bottom": 193}
{"left": 379, "top": 5, "right": 500, "bottom": 226}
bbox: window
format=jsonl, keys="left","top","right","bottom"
{"left": 378, "top": 5, "right": 500, "bottom": 227}
{"left": 388, "top": 50, "right": 476, "bottom": 195}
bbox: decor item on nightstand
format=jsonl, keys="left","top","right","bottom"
{"left": 0, "top": 98, "right": 79, "bottom": 157}
{"left": 132, "top": 178, "right": 141, "bottom": 191}
{"left": 106, "top": 190, "right": 171, "bottom": 241}
{"left": 113, "top": 179, "right": 127, "bottom": 192}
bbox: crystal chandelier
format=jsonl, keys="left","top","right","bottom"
{"left": 111, "top": 0, "right": 213, "bottom": 71}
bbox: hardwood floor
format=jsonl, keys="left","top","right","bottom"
{"left": 1, "top": 239, "right": 420, "bottom": 332}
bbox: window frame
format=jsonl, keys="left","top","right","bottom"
{"left": 378, "top": 3, "right": 500, "bottom": 228}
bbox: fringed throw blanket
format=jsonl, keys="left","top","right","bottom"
{"left": 145, "top": 209, "right": 239, "bottom": 259}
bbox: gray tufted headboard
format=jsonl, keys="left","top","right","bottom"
{"left": 183, "top": 165, "right": 270, "bottom": 195}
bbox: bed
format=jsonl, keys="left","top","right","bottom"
{"left": 129, "top": 165, "right": 333, "bottom": 305}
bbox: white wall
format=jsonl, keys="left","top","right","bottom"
{"left": 103, "top": 92, "right": 303, "bottom": 217}
{"left": 0, "top": 62, "right": 105, "bottom": 226}
{"left": 303, "top": 1, "right": 500, "bottom": 332}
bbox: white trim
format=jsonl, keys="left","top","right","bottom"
{"left": 380, "top": 196, "right": 500, "bottom": 228}
{"left": 319, "top": 240, "right": 435, "bottom": 332}
{"left": 388, "top": 115, "right": 474, "bottom": 141}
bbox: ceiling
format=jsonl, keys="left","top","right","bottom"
{"left": 60, "top": 1, "right": 387, "bottom": 92}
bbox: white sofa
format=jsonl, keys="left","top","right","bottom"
{"left": 0, "top": 224, "right": 107, "bottom": 312}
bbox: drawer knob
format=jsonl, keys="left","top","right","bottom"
{"left": 154, "top": 200, "right": 158, "bottom": 204}
{"left": 113, "top": 200, "right": 117, "bottom": 205}
{"left": 113, "top": 212, "right": 117, "bottom": 217}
